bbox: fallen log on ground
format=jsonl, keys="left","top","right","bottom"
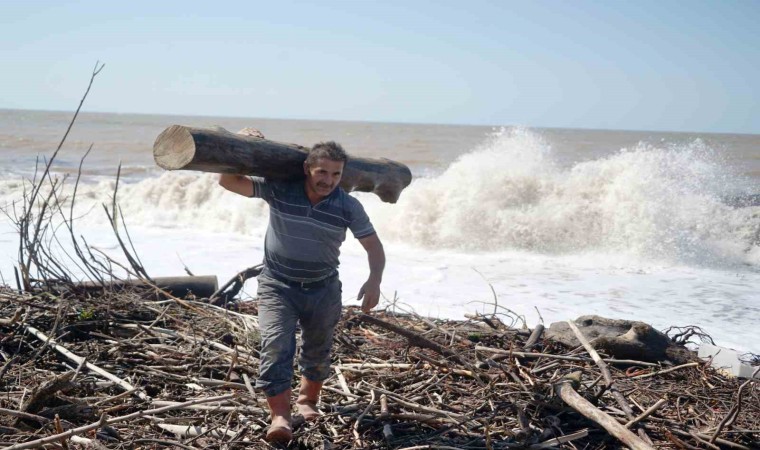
{"left": 547, "top": 315, "right": 698, "bottom": 364}
{"left": 153, "top": 125, "right": 413, "bottom": 203}
{"left": 76, "top": 275, "right": 218, "bottom": 299}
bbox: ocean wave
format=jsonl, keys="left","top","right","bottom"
{"left": 1, "top": 127, "right": 758, "bottom": 267}
{"left": 368, "top": 128, "right": 760, "bottom": 267}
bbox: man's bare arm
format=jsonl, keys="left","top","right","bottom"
{"left": 357, "top": 233, "right": 385, "bottom": 313}
{"left": 218, "top": 128, "right": 266, "bottom": 197}
{"left": 219, "top": 174, "right": 254, "bottom": 197}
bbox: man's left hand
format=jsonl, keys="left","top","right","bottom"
{"left": 357, "top": 280, "right": 381, "bottom": 313}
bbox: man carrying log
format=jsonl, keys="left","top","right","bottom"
{"left": 219, "top": 140, "right": 385, "bottom": 442}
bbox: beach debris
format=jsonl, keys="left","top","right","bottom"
{"left": 700, "top": 343, "right": 760, "bottom": 379}
{"left": 1, "top": 286, "right": 759, "bottom": 449}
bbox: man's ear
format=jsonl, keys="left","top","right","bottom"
{"left": 303, "top": 161, "right": 309, "bottom": 176}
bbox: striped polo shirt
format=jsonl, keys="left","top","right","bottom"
{"left": 251, "top": 177, "right": 376, "bottom": 282}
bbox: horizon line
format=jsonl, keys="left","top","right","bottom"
{"left": 2, "top": 106, "right": 758, "bottom": 138}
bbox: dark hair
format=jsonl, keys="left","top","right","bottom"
{"left": 305, "top": 141, "right": 348, "bottom": 166}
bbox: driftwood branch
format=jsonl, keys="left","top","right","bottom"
{"left": 157, "top": 423, "right": 241, "bottom": 439}
{"left": 625, "top": 398, "right": 668, "bottom": 428}
{"left": 24, "top": 325, "right": 150, "bottom": 400}
{"left": 358, "top": 313, "right": 468, "bottom": 367}
{"left": 5, "top": 394, "right": 236, "bottom": 450}
{"left": 353, "top": 389, "right": 377, "bottom": 447}
{"left": 475, "top": 345, "right": 658, "bottom": 367}
{"left": 630, "top": 362, "right": 701, "bottom": 380}
{"left": 554, "top": 372, "right": 654, "bottom": 450}
{"left": 566, "top": 319, "right": 658, "bottom": 445}
{"left": 0, "top": 308, "right": 24, "bottom": 326}
{"left": 18, "top": 372, "right": 75, "bottom": 416}
{"left": 710, "top": 367, "right": 760, "bottom": 443}
{"left": 524, "top": 324, "right": 544, "bottom": 350}
{"left": 565, "top": 320, "right": 635, "bottom": 418}
{"left": 76, "top": 275, "right": 219, "bottom": 299}
{"left": 208, "top": 264, "right": 262, "bottom": 305}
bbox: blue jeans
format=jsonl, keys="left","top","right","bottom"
{"left": 255, "top": 271, "right": 342, "bottom": 397}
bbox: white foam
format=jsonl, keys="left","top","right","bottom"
{"left": 2, "top": 219, "right": 756, "bottom": 353}
{"left": 0, "top": 172, "right": 270, "bottom": 236}
{"left": 365, "top": 128, "right": 760, "bottom": 267}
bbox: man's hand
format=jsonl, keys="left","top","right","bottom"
{"left": 357, "top": 279, "right": 381, "bottom": 313}
{"left": 357, "top": 233, "right": 385, "bottom": 313}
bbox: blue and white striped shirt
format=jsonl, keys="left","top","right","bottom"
{"left": 251, "top": 177, "right": 375, "bottom": 282}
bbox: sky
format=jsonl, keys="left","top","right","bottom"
{"left": 1, "top": 1, "right": 759, "bottom": 134}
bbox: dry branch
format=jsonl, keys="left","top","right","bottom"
{"left": 24, "top": 325, "right": 150, "bottom": 400}
{"left": 359, "top": 313, "right": 468, "bottom": 367}
{"left": 554, "top": 372, "right": 654, "bottom": 450}
{"left": 4, "top": 394, "right": 236, "bottom": 450}
{"left": 565, "top": 320, "right": 636, "bottom": 418}
{"left": 625, "top": 398, "right": 668, "bottom": 428}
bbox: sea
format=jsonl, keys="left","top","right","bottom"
{"left": 1, "top": 109, "right": 759, "bottom": 355}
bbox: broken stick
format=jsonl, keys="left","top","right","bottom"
{"left": 554, "top": 372, "right": 654, "bottom": 450}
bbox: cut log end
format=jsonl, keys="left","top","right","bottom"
{"left": 153, "top": 125, "right": 196, "bottom": 170}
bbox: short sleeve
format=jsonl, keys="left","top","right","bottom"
{"left": 250, "top": 177, "right": 273, "bottom": 202}
{"left": 348, "top": 197, "right": 376, "bottom": 239}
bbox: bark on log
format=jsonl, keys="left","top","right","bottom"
{"left": 18, "top": 372, "right": 75, "bottom": 417}
{"left": 153, "top": 125, "right": 413, "bottom": 203}
{"left": 77, "top": 275, "right": 218, "bottom": 299}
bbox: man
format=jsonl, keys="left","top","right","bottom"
{"left": 219, "top": 138, "right": 385, "bottom": 442}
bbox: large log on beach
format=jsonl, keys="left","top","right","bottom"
{"left": 153, "top": 125, "right": 413, "bottom": 203}
{"left": 76, "top": 276, "right": 219, "bottom": 299}
{"left": 547, "top": 315, "right": 697, "bottom": 364}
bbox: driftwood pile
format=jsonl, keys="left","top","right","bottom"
{"left": 0, "top": 284, "right": 758, "bottom": 449}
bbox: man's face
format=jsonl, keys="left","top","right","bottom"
{"left": 304, "top": 158, "right": 344, "bottom": 199}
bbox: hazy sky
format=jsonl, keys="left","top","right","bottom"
{"left": 2, "top": 1, "right": 758, "bottom": 133}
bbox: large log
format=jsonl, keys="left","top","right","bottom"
{"left": 547, "top": 315, "right": 697, "bottom": 364}
{"left": 153, "top": 125, "right": 413, "bottom": 203}
{"left": 76, "top": 275, "right": 219, "bottom": 299}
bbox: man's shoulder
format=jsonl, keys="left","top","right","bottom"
{"left": 331, "top": 189, "right": 372, "bottom": 225}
